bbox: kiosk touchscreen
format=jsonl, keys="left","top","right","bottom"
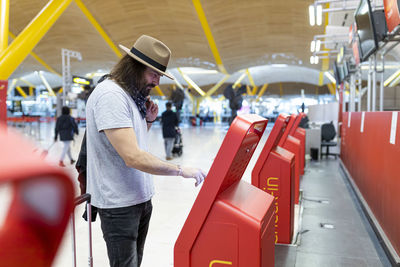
{"left": 252, "top": 114, "right": 296, "bottom": 244}
{"left": 175, "top": 114, "right": 275, "bottom": 267}
{"left": 289, "top": 113, "right": 306, "bottom": 175}
{"left": 278, "top": 114, "right": 301, "bottom": 204}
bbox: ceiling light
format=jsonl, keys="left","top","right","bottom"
{"left": 310, "top": 40, "right": 315, "bottom": 52}
{"left": 270, "top": 64, "right": 288, "bottom": 67}
{"left": 315, "top": 40, "right": 321, "bottom": 52}
{"left": 182, "top": 69, "right": 219, "bottom": 74}
{"left": 315, "top": 56, "right": 319, "bottom": 64}
{"left": 309, "top": 5, "right": 315, "bottom": 26}
{"left": 310, "top": 56, "right": 315, "bottom": 64}
{"left": 316, "top": 5, "right": 323, "bottom": 26}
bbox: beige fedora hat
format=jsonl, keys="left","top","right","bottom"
{"left": 119, "top": 35, "right": 173, "bottom": 80}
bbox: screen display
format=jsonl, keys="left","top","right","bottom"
{"left": 333, "top": 62, "right": 341, "bottom": 84}
{"left": 355, "top": 0, "right": 378, "bottom": 61}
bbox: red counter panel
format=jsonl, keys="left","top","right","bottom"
{"left": 341, "top": 111, "right": 400, "bottom": 258}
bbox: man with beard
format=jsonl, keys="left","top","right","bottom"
{"left": 85, "top": 35, "right": 206, "bottom": 267}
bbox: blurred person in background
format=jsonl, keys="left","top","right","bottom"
{"left": 161, "top": 102, "right": 178, "bottom": 160}
{"left": 54, "top": 106, "right": 79, "bottom": 167}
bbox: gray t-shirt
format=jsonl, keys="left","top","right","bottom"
{"left": 85, "top": 79, "right": 154, "bottom": 209}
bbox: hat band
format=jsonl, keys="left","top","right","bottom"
{"left": 130, "top": 47, "right": 167, "bottom": 72}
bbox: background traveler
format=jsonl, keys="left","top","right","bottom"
{"left": 54, "top": 106, "right": 79, "bottom": 167}
{"left": 161, "top": 102, "right": 178, "bottom": 160}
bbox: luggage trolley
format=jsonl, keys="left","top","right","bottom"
{"left": 71, "top": 193, "right": 93, "bottom": 267}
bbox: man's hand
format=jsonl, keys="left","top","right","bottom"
{"left": 180, "top": 166, "right": 207, "bottom": 187}
{"left": 145, "top": 98, "right": 158, "bottom": 122}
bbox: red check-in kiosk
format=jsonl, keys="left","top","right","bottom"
{"left": 175, "top": 114, "right": 275, "bottom": 267}
{"left": 252, "top": 114, "right": 296, "bottom": 244}
{"left": 278, "top": 114, "right": 301, "bottom": 204}
{"left": 0, "top": 126, "right": 75, "bottom": 267}
{"left": 289, "top": 113, "right": 306, "bottom": 175}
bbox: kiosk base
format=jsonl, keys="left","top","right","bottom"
{"left": 191, "top": 180, "right": 275, "bottom": 267}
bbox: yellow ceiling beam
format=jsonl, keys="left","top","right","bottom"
{"left": 318, "top": 71, "right": 325, "bottom": 86}
{"left": 9, "top": 31, "right": 61, "bottom": 76}
{"left": 327, "top": 83, "right": 336, "bottom": 96}
{"left": 384, "top": 69, "right": 400, "bottom": 87}
{"left": 15, "top": 86, "right": 27, "bottom": 98}
{"left": 154, "top": 85, "right": 164, "bottom": 96}
{"left": 251, "top": 86, "right": 259, "bottom": 96}
{"left": 18, "top": 78, "right": 35, "bottom": 88}
{"left": 246, "top": 85, "right": 252, "bottom": 95}
{"left": 29, "top": 86, "right": 34, "bottom": 96}
{"left": 245, "top": 69, "right": 255, "bottom": 87}
{"left": 178, "top": 68, "right": 206, "bottom": 97}
{"left": 0, "top": 0, "right": 73, "bottom": 80}
{"left": 233, "top": 72, "right": 247, "bottom": 89}
{"left": 166, "top": 71, "right": 194, "bottom": 103}
{"left": 192, "top": 0, "right": 227, "bottom": 74}
{"left": 74, "top": 0, "right": 122, "bottom": 59}
{"left": 38, "top": 71, "right": 56, "bottom": 96}
{"left": 256, "top": 83, "right": 268, "bottom": 102}
{"left": 204, "top": 74, "right": 230, "bottom": 97}
{"left": 0, "top": 0, "right": 9, "bottom": 52}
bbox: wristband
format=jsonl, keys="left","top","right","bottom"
{"left": 146, "top": 118, "right": 156, "bottom": 123}
{"left": 177, "top": 165, "right": 183, "bottom": 176}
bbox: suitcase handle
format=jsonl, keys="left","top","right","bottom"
{"left": 74, "top": 193, "right": 91, "bottom": 206}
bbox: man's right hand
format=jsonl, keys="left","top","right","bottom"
{"left": 180, "top": 166, "right": 207, "bottom": 187}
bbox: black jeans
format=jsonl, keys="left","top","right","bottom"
{"left": 98, "top": 200, "right": 153, "bottom": 267}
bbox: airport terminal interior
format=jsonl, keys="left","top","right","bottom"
{"left": 0, "top": 0, "right": 400, "bottom": 266}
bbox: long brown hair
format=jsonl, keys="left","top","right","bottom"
{"left": 109, "top": 55, "right": 146, "bottom": 97}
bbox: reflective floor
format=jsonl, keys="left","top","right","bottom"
{"left": 0, "top": 121, "right": 392, "bottom": 266}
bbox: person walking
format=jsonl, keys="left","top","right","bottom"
{"left": 85, "top": 35, "right": 206, "bottom": 267}
{"left": 54, "top": 106, "right": 79, "bottom": 167}
{"left": 161, "top": 102, "right": 178, "bottom": 160}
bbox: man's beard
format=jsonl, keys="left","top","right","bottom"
{"left": 139, "top": 83, "right": 156, "bottom": 97}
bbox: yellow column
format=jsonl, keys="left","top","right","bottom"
{"left": 0, "top": 0, "right": 9, "bottom": 52}
{"left": 0, "top": 0, "right": 73, "bottom": 80}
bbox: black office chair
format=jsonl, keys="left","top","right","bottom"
{"left": 320, "top": 122, "right": 338, "bottom": 159}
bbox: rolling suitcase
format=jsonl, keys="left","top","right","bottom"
{"left": 71, "top": 193, "right": 93, "bottom": 267}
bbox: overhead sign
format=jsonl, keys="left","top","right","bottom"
{"left": 72, "top": 76, "right": 92, "bottom": 86}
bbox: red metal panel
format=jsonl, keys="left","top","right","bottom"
{"left": 0, "top": 80, "right": 7, "bottom": 124}
{"left": 252, "top": 114, "right": 296, "bottom": 244}
{"left": 0, "top": 125, "right": 75, "bottom": 266}
{"left": 289, "top": 114, "right": 306, "bottom": 175}
{"left": 341, "top": 112, "right": 400, "bottom": 257}
{"left": 191, "top": 181, "right": 274, "bottom": 267}
{"left": 175, "top": 114, "right": 275, "bottom": 267}
{"left": 294, "top": 128, "right": 306, "bottom": 175}
{"left": 384, "top": 0, "right": 400, "bottom": 33}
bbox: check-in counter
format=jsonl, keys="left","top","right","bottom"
{"left": 278, "top": 114, "right": 301, "bottom": 204}
{"left": 289, "top": 113, "right": 306, "bottom": 175}
{"left": 252, "top": 114, "right": 296, "bottom": 244}
{"left": 175, "top": 114, "right": 275, "bottom": 267}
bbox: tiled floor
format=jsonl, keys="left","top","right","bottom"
{"left": 0, "top": 121, "right": 392, "bottom": 266}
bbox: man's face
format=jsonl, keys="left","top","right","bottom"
{"left": 140, "top": 67, "right": 161, "bottom": 96}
